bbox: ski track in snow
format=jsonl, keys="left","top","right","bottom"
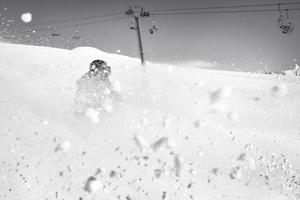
{"left": 0, "top": 43, "right": 300, "bottom": 200}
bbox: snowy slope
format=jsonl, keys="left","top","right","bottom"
{"left": 0, "top": 43, "right": 300, "bottom": 200}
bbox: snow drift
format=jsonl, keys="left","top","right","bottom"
{"left": 0, "top": 43, "right": 300, "bottom": 200}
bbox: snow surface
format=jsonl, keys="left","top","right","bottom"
{"left": 0, "top": 43, "right": 300, "bottom": 200}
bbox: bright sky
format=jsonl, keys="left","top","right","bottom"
{"left": 1, "top": 0, "right": 300, "bottom": 72}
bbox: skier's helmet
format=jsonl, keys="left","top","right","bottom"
{"left": 89, "top": 60, "right": 111, "bottom": 76}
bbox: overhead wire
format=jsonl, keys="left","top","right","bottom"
{"left": 5, "top": 1, "right": 300, "bottom": 34}
{"left": 9, "top": 1, "right": 300, "bottom": 30}
{"left": 149, "top": 2, "right": 300, "bottom": 13}
{"left": 16, "top": 16, "right": 127, "bottom": 34}
{"left": 8, "top": 12, "right": 124, "bottom": 29}
{"left": 152, "top": 8, "right": 300, "bottom": 16}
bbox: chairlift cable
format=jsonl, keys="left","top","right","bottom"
{"left": 152, "top": 8, "right": 300, "bottom": 16}
{"left": 18, "top": 16, "right": 127, "bottom": 33}
{"left": 149, "top": 2, "right": 300, "bottom": 13}
{"left": 8, "top": 12, "right": 124, "bottom": 29}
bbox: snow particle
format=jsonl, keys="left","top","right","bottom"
{"left": 162, "top": 115, "right": 171, "bottom": 129}
{"left": 103, "top": 103, "right": 113, "bottom": 113}
{"left": 109, "top": 170, "right": 117, "bottom": 178}
{"left": 151, "top": 137, "right": 168, "bottom": 151}
{"left": 210, "top": 86, "right": 232, "bottom": 105}
{"left": 229, "top": 166, "right": 242, "bottom": 180}
{"left": 166, "top": 138, "right": 176, "bottom": 149}
{"left": 162, "top": 191, "right": 168, "bottom": 200}
{"left": 212, "top": 168, "right": 219, "bottom": 176}
{"left": 194, "top": 119, "right": 204, "bottom": 128}
{"left": 237, "top": 153, "right": 246, "bottom": 161}
{"left": 154, "top": 169, "right": 163, "bottom": 178}
{"left": 133, "top": 134, "right": 149, "bottom": 151}
{"left": 21, "top": 12, "right": 32, "bottom": 23}
{"left": 41, "top": 119, "right": 49, "bottom": 125}
{"left": 55, "top": 141, "right": 71, "bottom": 153}
{"left": 271, "top": 83, "right": 288, "bottom": 97}
{"left": 84, "top": 176, "right": 102, "bottom": 193}
{"left": 227, "top": 111, "right": 238, "bottom": 121}
{"left": 174, "top": 154, "right": 183, "bottom": 177}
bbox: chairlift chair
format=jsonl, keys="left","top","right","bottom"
{"left": 51, "top": 33, "right": 61, "bottom": 36}
{"left": 128, "top": 17, "right": 136, "bottom": 30}
{"left": 72, "top": 34, "right": 82, "bottom": 40}
{"left": 149, "top": 15, "right": 159, "bottom": 34}
{"left": 277, "top": 5, "right": 294, "bottom": 34}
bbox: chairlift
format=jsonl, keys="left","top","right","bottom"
{"left": 149, "top": 15, "right": 159, "bottom": 34}
{"left": 4, "top": 35, "right": 16, "bottom": 39}
{"left": 149, "top": 25, "right": 159, "bottom": 34}
{"left": 277, "top": 4, "right": 285, "bottom": 28}
{"left": 72, "top": 34, "right": 81, "bottom": 40}
{"left": 50, "top": 26, "right": 61, "bottom": 37}
{"left": 125, "top": 6, "right": 134, "bottom": 16}
{"left": 128, "top": 17, "right": 136, "bottom": 30}
{"left": 277, "top": 5, "right": 293, "bottom": 34}
{"left": 51, "top": 33, "right": 61, "bottom": 36}
{"left": 72, "top": 30, "right": 82, "bottom": 40}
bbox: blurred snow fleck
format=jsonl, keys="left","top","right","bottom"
{"left": 190, "top": 81, "right": 204, "bottom": 89}
{"left": 229, "top": 166, "right": 242, "bottom": 180}
{"left": 194, "top": 119, "right": 204, "bottom": 128}
{"left": 151, "top": 137, "right": 168, "bottom": 151}
{"left": 212, "top": 168, "right": 219, "bottom": 176}
{"left": 109, "top": 170, "right": 117, "bottom": 178}
{"left": 95, "top": 167, "right": 107, "bottom": 176}
{"left": 162, "top": 191, "right": 168, "bottom": 200}
{"left": 85, "top": 108, "right": 99, "bottom": 123}
{"left": 103, "top": 103, "right": 113, "bottom": 113}
{"left": 197, "top": 151, "right": 204, "bottom": 158}
{"left": 133, "top": 134, "right": 149, "bottom": 151}
{"left": 187, "top": 182, "right": 194, "bottom": 188}
{"left": 55, "top": 141, "right": 71, "bottom": 152}
{"left": 166, "top": 138, "right": 176, "bottom": 149}
{"left": 189, "top": 169, "right": 197, "bottom": 176}
{"left": 174, "top": 154, "right": 183, "bottom": 177}
{"left": 41, "top": 119, "right": 49, "bottom": 125}
{"left": 21, "top": 12, "right": 32, "bottom": 23}
{"left": 271, "top": 83, "right": 288, "bottom": 97}
{"left": 162, "top": 115, "right": 171, "bottom": 129}
{"left": 139, "top": 115, "right": 149, "bottom": 127}
{"left": 211, "top": 103, "right": 227, "bottom": 113}
{"left": 154, "top": 169, "right": 163, "bottom": 178}
{"left": 116, "top": 49, "right": 121, "bottom": 53}
{"left": 237, "top": 153, "right": 246, "bottom": 161}
{"left": 84, "top": 176, "right": 102, "bottom": 193}
{"left": 227, "top": 110, "right": 238, "bottom": 121}
{"left": 210, "top": 86, "right": 232, "bottom": 104}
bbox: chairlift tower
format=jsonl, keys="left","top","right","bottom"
{"left": 125, "top": 6, "right": 151, "bottom": 65}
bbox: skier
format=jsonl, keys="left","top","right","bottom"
{"left": 74, "top": 59, "right": 121, "bottom": 113}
